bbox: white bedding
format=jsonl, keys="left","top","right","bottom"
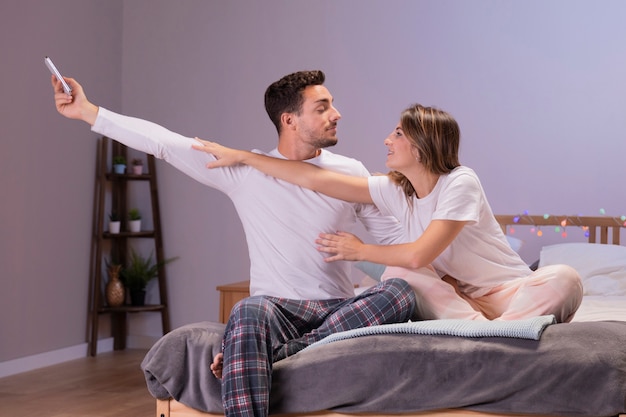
{"left": 571, "top": 295, "right": 626, "bottom": 322}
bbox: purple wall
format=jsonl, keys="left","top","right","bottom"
{"left": 0, "top": 0, "right": 122, "bottom": 362}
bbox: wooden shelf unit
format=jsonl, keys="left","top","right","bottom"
{"left": 87, "top": 136, "right": 171, "bottom": 356}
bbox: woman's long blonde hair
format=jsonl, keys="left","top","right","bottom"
{"left": 388, "top": 104, "right": 461, "bottom": 200}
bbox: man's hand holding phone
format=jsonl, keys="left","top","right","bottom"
{"left": 46, "top": 58, "right": 99, "bottom": 125}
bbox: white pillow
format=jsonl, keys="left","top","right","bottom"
{"left": 539, "top": 243, "right": 626, "bottom": 296}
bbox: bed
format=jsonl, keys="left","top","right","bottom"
{"left": 142, "top": 215, "right": 626, "bottom": 417}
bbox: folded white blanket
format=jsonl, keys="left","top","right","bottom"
{"left": 304, "top": 314, "right": 556, "bottom": 351}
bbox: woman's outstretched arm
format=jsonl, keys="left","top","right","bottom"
{"left": 192, "top": 138, "right": 373, "bottom": 204}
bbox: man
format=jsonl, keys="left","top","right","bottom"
{"left": 51, "top": 70, "right": 416, "bottom": 417}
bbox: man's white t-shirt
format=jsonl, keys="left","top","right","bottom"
{"left": 92, "top": 108, "right": 404, "bottom": 299}
{"left": 368, "top": 166, "right": 530, "bottom": 296}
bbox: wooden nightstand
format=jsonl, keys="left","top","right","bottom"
{"left": 216, "top": 280, "right": 250, "bottom": 323}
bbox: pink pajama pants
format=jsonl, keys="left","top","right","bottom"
{"left": 381, "top": 264, "right": 583, "bottom": 323}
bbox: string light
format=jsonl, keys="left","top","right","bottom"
{"left": 508, "top": 210, "right": 625, "bottom": 239}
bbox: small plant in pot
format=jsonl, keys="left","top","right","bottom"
{"left": 108, "top": 212, "right": 121, "bottom": 234}
{"left": 121, "top": 248, "right": 178, "bottom": 306}
{"left": 128, "top": 208, "right": 141, "bottom": 232}
{"left": 131, "top": 158, "right": 144, "bottom": 175}
{"left": 112, "top": 155, "right": 126, "bottom": 174}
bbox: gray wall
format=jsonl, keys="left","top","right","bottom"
{"left": 0, "top": 0, "right": 122, "bottom": 362}
{"left": 1, "top": 0, "right": 625, "bottom": 363}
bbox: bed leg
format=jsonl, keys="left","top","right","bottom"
{"left": 156, "top": 398, "right": 170, "bottom": 417}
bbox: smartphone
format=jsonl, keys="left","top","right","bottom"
{"left": 44, "top": 56, "right": 72, "bottom": 95}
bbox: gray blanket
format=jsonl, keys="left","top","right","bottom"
{"left": 141, "top": 320, "right": 626, "bottom": 417}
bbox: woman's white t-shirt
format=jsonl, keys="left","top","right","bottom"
{"left": 368, "top": 166, "right": 530, "bottom": 296}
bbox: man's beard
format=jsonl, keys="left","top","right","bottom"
{"left": 311, "top": 136, "right": 338, "bottom": 149}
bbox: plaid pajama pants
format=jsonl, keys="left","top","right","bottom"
{"left": 220, "top": 277, "right": 416, "bottom": 417}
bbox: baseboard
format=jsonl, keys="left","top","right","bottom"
{"left": 0, "top": 337, "right": 114, "bottom": 379}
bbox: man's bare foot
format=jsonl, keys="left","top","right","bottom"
{"left": 210, "top": 353, "right": 224, "bottom": 379}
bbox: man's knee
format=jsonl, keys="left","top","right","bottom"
{"left": 379, "top": 277, "right": 417, "bottom": 315}
{"left": 381, "top": 277, "right": 413, "bottom": 296}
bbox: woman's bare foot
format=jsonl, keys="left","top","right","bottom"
{"left": 210, "top": 353, "right": 224, "bottom": 379}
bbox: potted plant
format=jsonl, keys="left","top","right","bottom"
{"left": 112, "top": 155, "right": 126, "bottom": 174}
{"left": 128, "top": 208, "right": 141, "bottom": 232}
{"left": 131, "top": 158, "right": 144, "bottom": 175}
{"left": 108, "top": 212, "right": 121, "bottom": 234}
{"left": 121, "top": 248, "right": 178, "bottom": 306}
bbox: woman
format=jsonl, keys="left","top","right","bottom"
{"left": 193, "top": 104, "right": 583, "bottom": 322}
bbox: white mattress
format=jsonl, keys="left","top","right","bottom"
{"left": 571, "top": 295, "right": 626, "bottom": 322}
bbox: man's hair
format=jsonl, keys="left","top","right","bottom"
{"left": 389, "top": 104, "right": 461, "bottom": 200}
{"left": 264, "top": 70, "right": 326, "bottom": 134}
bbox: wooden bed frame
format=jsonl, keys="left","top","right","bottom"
{"left": 157, "top": 398, "right": 626, "bottom": 417}
{"left": 495, "top": 214, "right": 624, "bottom": 244}
{"left": 153, "top": 215, "right": 626, "bottom": 417}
